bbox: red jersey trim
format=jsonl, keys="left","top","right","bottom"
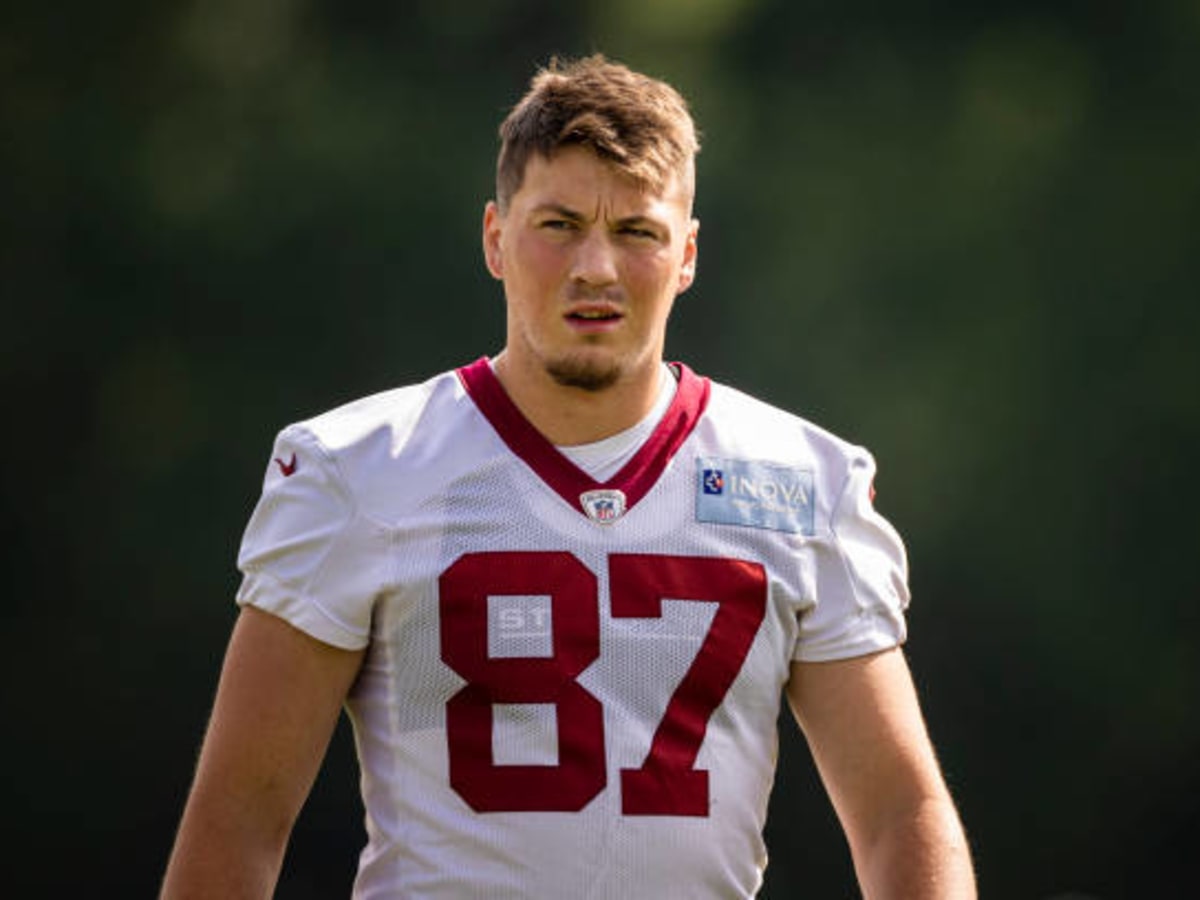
{"left": 456, "top": 357, "right": 711, "bottom": 519}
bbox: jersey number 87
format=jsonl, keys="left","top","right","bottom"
{"left": 439, "top": 551, "right": 767, "bottom": 816}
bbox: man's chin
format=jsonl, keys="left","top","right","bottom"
{"left": 545, "top": 356, "right": 623, "bottom": 392}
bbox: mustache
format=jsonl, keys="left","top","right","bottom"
{"left": 564, "top": 283, "right": 626, "bottom": 304}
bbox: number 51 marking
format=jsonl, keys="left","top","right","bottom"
{"left": 439, "top": 551, "right": 767, "bottom": 816}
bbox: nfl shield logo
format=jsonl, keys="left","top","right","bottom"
{"left": 580, "top": 489, "right": 627, "bottom": 524}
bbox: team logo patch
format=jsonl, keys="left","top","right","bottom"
{"left": 580, "top": 489, "right": 627, "bottom": 524}
{"left": 695, "top": 457, "right": 815, "bottom": 535}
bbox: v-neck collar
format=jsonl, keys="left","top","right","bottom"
{"left": 456, "top": 357, "right": 710, "bottom": 521}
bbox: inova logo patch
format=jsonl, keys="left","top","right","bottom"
{"left": 696, "top": 457, "right": 815, "bottom": 535}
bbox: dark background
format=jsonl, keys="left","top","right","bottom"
{"left": 4, "top": 1, "right": 1198, "bottom": 897}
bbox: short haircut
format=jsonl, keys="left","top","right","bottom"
{"left": 495, "top": 54, "right": 701, "bottom": 211}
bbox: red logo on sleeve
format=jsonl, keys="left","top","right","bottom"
{"left": 274, "top": 453, "right": 298, "bottom": 477}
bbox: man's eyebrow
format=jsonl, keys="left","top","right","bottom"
{"left": 613, "top": 214, "right": 662, "bottom": 227}
{"left": 528, "top": 204, "right": 668, "bottom": 231}
{"left": 530, "top": 203, "right": 586, "bottom": 221}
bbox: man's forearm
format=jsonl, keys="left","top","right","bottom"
{"left": 160, "top": 835, "right": 283, "bottom": 899}
{"left": 856, "top": 796, "right": 976, "bottom": 899}
{"left": 159, "top": 791, "right": 290, "bottom": 900}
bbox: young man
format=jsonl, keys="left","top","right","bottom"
{"left": 160, "top": 55, "right": 976, "bottom": 898}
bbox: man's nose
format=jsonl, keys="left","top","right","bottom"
{"left": 570, "top": 229, "right": 618, "bottom": 285}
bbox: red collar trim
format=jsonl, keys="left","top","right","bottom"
{"left": 456, "top": 357, "right": 710, "bottom": 519}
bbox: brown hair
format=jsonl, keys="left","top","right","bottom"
{"left": 495, "top": 54, "right": 701, "bottom": 211}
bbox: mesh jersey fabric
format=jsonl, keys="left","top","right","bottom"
{"left": 235, "top": 358, "right": 910, "bottom": 899}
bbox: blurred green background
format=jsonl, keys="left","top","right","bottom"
{"left": 4, "top": 1, "right": 1198, "bottom": 896}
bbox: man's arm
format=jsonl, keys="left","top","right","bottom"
{"left": 786, "top": 647, "right": 976, "bottom": 899}
{"left": 160, "top": 605, "right": 366, "bottom": 900}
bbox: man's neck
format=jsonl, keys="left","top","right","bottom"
{"left": 490, "top": 352, "right": 666, "bottom": 446}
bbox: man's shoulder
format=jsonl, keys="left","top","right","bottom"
{"left": 703, "top": 377, "right": 867, "bottom": 464}
{"left": 263, "top": 364, "right": 490, "bottom": 518}
{"left": 290, "top": 366, "right": 467, "bottom": 455}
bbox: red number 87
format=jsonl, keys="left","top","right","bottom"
{"left": 439, "top": 551, "right": 767, "bottom": 817}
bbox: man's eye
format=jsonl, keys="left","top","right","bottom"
{"left": 620, "top": 226, "right": 658, "bottom": 240}
{"left": 541, "top": 219, "right": 575, "bottom": 231}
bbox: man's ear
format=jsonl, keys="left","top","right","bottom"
{"left": 482, "top": 201, "right": 504, "bottom": 280}
{"left": 677, "top": 218, "right": 699, "bottom": 294}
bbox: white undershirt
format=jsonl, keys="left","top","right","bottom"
{"left": 557, "top": 364, "right": 678, "bottom": 481}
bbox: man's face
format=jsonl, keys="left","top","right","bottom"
{"left": 483, "top": 146, "right": 698, "bottom": 393}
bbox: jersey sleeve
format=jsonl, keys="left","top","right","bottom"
{"left": 234, "top": 424, "right": 384, "bottom": 650}
{"left": 794, "top": 451, "right": 910, "bottom": 662}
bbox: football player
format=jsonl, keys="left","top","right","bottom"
{"left": 160, "top": 54, "right": 975, "bottom": 899}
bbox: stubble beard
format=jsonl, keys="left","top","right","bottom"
{"left": 545, "top": 353, "right": 623, "bottom": 392}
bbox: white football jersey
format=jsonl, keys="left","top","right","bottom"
{"left": 236, "top": 358, "right": 909, "bottom": 899}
